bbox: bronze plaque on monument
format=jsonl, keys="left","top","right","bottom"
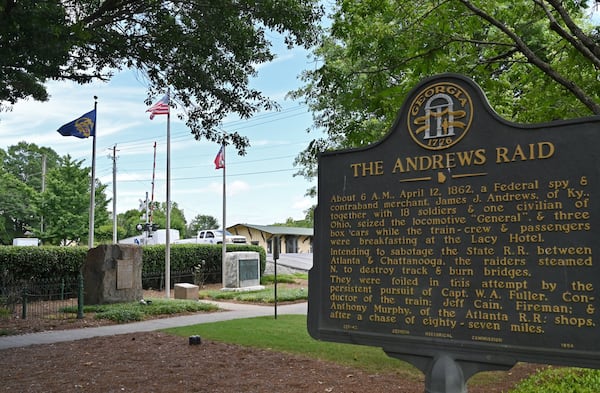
{"left": 117, "top": 259, "right": 134, "bottom": 289}
{"left": 308, "top": 74, "right": 600, "bottom": 369}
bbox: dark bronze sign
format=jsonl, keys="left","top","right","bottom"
{"left": 308, "top": 74, "right": 600, "bottom": 379}
{"left": 239, "top": 258, "right": 259, "bottom": 282}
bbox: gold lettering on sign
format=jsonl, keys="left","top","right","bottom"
{"left": 327, "top": 139, "right": 596, "bottom": 349}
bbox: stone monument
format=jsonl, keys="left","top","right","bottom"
{"left": 222, "top": 251, "right": 264, "bottom": 291}
{"left": 82, "top": 244, "right": 143, "bottom": 304}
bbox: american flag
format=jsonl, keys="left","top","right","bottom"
{"left": 214, "top": 145, "right": 225, "bottom": 169}
{"left": 146, "top": 94, "right": 170, "bottom": 119}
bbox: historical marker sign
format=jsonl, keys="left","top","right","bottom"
{"left": 308, "top": 74, "right": 600, "bottom": 372}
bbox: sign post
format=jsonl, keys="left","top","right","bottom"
{"left": 273, "top": 236, "right": 280, "bottom": 320}
{"left": 308, "top": 74, "right": 600, "bottom": 392}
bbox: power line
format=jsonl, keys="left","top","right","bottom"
{"left": 117, "top": 167, "right": 298, "bottom": 183}
{"left": 97, "top": 104, "right": 309, "bottom": 153}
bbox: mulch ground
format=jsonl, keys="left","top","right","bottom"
{"left": 0, "top": 331, "right": 544, "bottom": 393}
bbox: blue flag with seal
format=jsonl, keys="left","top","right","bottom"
{"left": 57, "top": 109, "right": 96, "bottom": 138}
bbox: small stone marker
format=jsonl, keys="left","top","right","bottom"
{"left": 174, "top": 283, "right": 199, "bottom": 300}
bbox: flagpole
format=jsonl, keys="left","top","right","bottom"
{"left": 88, "top": 96, "right": 98, "bottom": 249}
{"left": 165, "top": 89, "right": 171, "bottom": 299}
{"left": 221, "top": 136, "right": 226, "bottom": 288}
{"left": 112, "top": 144, "right": 117, "bottom": 244}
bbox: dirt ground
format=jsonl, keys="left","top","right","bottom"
{"left": 0, "top": 282, "right": 544, "bottom": 393}
{"left": 0, "top": 331, "right": 543, "bottom": 393}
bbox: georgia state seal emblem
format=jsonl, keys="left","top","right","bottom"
{"left": 407, "top": 82, "right": 473, "bottom": 151}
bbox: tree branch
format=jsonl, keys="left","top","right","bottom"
{"left": 82, "top": 0, "right": 148, "bottom": 29}
{"left": 534, "top": 0, "right": 600, "bottom": 69}
{"left": 458, "top": 0, "right": 600, "bottom": 115}
{"left": 544, "top": 0, "right": 600, "bottom": 59}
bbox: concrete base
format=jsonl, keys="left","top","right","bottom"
{"left": 174, "top": 283, "right": 199, "bottom": 300}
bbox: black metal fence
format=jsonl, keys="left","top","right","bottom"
{"left": 143, "top": 268, "right": 220, "bottom": 291}
{"left": 0, "top": 269, "right": 221, "bottom": 322}
{"left": 0, "top": 275, "right": 83, "bottom": 321}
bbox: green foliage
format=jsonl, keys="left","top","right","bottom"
{"left": 292, "top": 0, "right": 600, "bottom": 180}
{"left": 187, "top": 214, "right": 219, "bottom": 236}
{"left": 142, "top": 243, "right": 266, "bottom": 284}
{"left": 140, "top": 299, "right": 217, "bottom": 316}
{"left": 117, "top": 209, "right": 146, "bottom": 239}
{"left": 260, "top": 273, "right": 308, "bottom": 285}
{"left": 0, "top": 245, "right": 86, "bottom": 280}
{"left": 94, "top": 308, "right": 145, "bottom": 323}
{"left": 0, "top": 328, "right": 14, "bottom": 336}
{"left": 509, "top": 366, "right": 600, "bottom": 393}
{"left": 0, "top": 1, "right": 73, "bottom": 106}
{"left": 1, "top": 1, "right": 324, "bottom": 153}
{"left": 0, "top": 172, "right": 39, "bottom": 241}
{"left": 0, "top": 143, "right": 112, "bottom": 246}
{"left": 39, "top": 156, "right": 91, "bottom": 246}
{"left": 272, "top": 217, "right": 313, "bottom": 228}
{"left": 200, "top": 287, "right": 307, "bottom": 303}
{"left": 0, "top": 242, "right": 265, "bottom": 285}
{"left": 62, "top": 298, "right": 218, "bottom": 323}
{"left": 148, "top": 201, "right": 187, "bottom": 239}
{"left": 117, "top": 203, "right": 189, "bottom": 239}
{"left": 95, "top": 224, "right": 127, "bottom": 244}
{"left": 4, "top": 142, "right": 60, "bottom": 192}
{"left": 0, "top": 142, "right": 61, "bottom": 243}
{"left": 0, "top": 307, "right": 10, "bottom": 318}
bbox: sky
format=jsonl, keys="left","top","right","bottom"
{"left": 0, "top": 33, "right": 323, "bottom": 230}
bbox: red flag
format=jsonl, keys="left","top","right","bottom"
{"left": 214, "top": 145, "right": 225, "bottom": 169}
{"left": 146, "top": 94, "right": 170, "bottom": 119}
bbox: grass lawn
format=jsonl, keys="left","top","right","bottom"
{"left": 164, "top": 314, "right": 418, "bottom": 377}
{"left": 163, "top": 315, "right": 600, "bottom": 392}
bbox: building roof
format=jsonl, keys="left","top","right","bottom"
{"left": 231, "top": 223, "right": 313, "bottom": 237}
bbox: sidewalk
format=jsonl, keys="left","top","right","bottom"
{"left": 0, "top": 301, "right": 307, "bottom": 350}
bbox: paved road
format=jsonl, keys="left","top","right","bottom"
{"left": 0, "top": 301, "right": 307, "bottom": 350}
{"left": 265, "top": 253, "right": 313, "bottom": 275}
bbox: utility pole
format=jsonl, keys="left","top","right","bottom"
{"left": 41, "top": 154, "right": 46, "bottom": 233}
{"left": 109, "top": 144, "right": 119, "bottom": 243}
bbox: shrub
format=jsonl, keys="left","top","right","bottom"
{"left": 0, "top": 243, "right": 266, "bottom": 286}
{"left": 0, "top": 246, "right": 86, "bottom": 281}
{"left": 142, "top": 243, "right": 266, "bottom": 284}
{"left": 509, "top": 366, "right": 600, "bottom": 393}
{"left": 95, "top": 309, "right": 144, "bottom": 323}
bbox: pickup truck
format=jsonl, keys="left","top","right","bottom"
{"left": 174, "top": 229, "right": 247, "bottom": 245}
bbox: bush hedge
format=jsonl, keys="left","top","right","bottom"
{"left": 141, "top": 243, "right": 266, "bottom": 284}
{"left": 0, "top": 246, "right": 85, "bottom": 281}
{"left": 0, "top": 244, "right": 266, "bottom": 284}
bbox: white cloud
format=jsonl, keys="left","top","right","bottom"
{"left": 292, "top": 196, "right": 314, "bottom": 211}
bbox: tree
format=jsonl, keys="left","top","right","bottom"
{"left": 0, "top": 172, "right": 40, "bottom": 243}
{"left": 148, "top": 201, "right": 187, "bottom": 238}
{"left": 3, "top": 142, "right": 61, "bottom": 192}
{"left": 0, "top": 142, "right": 62, "bottom": 243}
{"left": 187, "top": 214, "right": 219, "bottom": 236}
{"left": 95, "top": 223, "right": 127, "bottom": 244}
{"left": 92, "top": 179, "right": 111, "bottom": 238}
{"left": 272, "top": 215, "right": 313, "bottom": 228}
{"left": 0, "top": 143, "right": 110, "bottom": 245}
{"left": 291, "top": 0, "right": 600, "bottom": 179}
{"left": 38, "top": 155, "right": 110, "bottom": 246}
{"left": 116, "top": 209, "right": 140, "bottom": 239}
{"left": 1, "top": 0, "right": 323, "bottom": 153}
